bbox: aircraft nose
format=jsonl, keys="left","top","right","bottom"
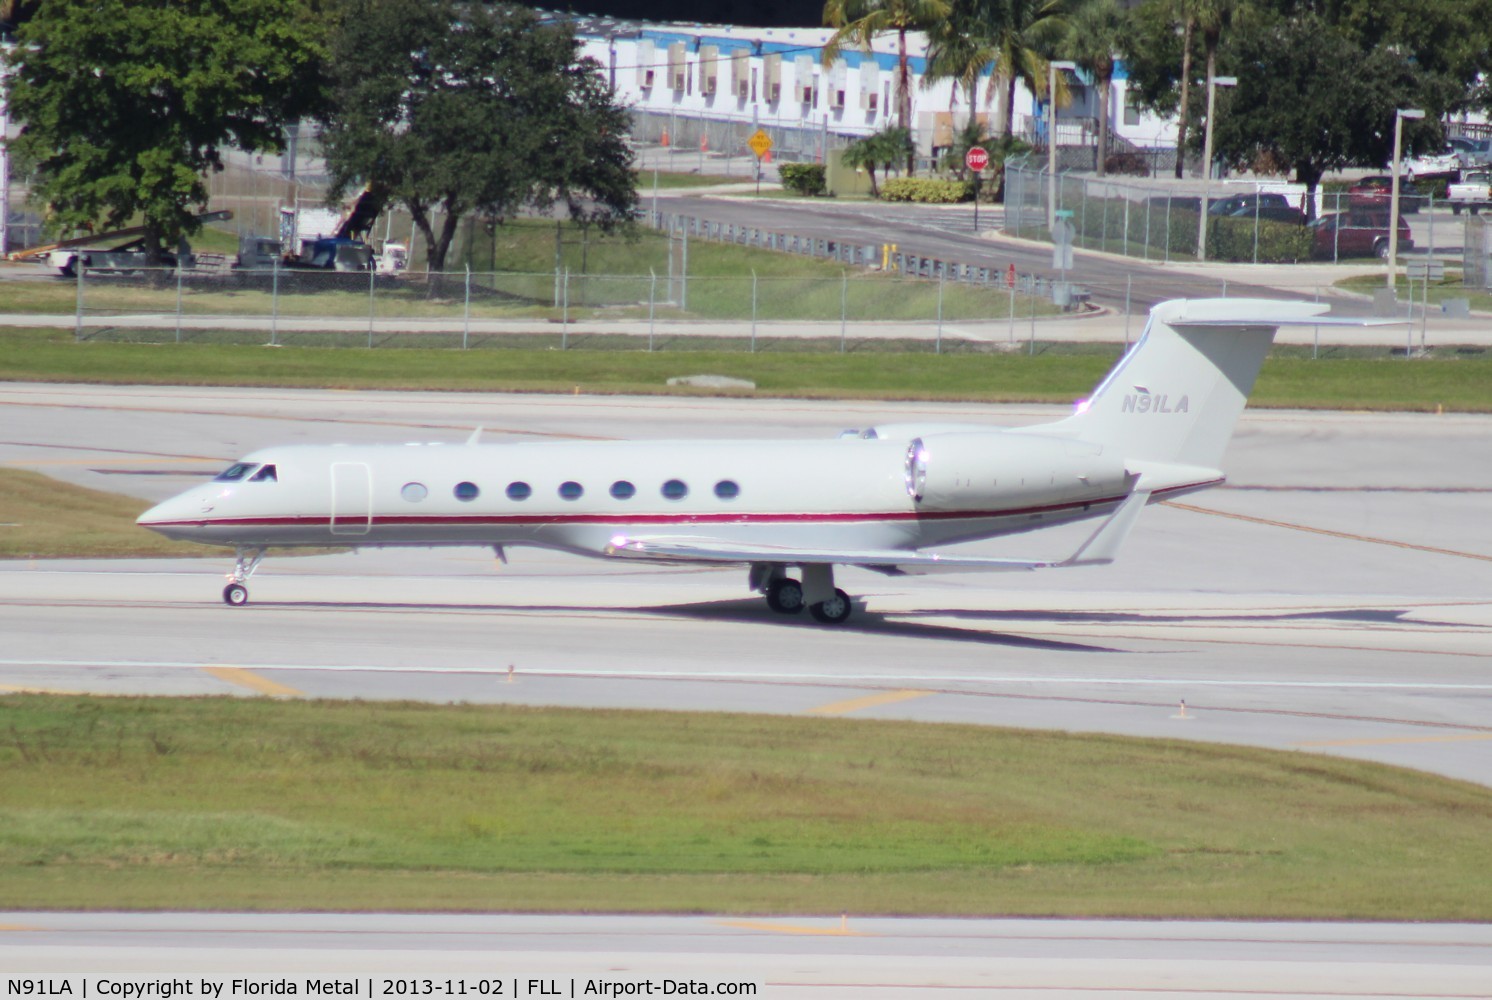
{"left": 136, "top": 490, "right": 214, "bottom": 538}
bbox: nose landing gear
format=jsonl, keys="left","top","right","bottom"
{"left": 223, "top": 546, "right": 265, "bottom": 606}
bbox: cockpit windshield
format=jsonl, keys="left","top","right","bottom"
{"left": 213, "top": 463, "right": 259, "bottom": 482}
{"left": 249, "top": 464, "right": 278, "bottom": 482}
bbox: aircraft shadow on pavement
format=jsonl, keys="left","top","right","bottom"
{"left": 656, "top": 597, "right": 1128, "bottom": 653}
{"left": 898, "top": 606, "right": 1478, "bottom": 629}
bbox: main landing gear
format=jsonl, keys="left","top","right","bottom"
{"left": 752, "top": 564, "right": 853, "bottom": 625}
{"left": 223, "top": 546, "right": 265, "bottom": 606}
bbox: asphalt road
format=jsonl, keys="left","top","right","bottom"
{"left": 6, "top": 912, "right": 1492, "bottom": 998}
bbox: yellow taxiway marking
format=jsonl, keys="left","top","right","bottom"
{"left": 1164, "top": 501, "right": 1492, "bottom": 564}
{"left": 1295, "top": 733, "right": 1492, "bottom": 748}
{"left": 807, "top": 689, "right": 934, "bottom": 716}
{"left": 717, "top": 920, "right": 865, "bottom": 937}
{"left": 0, "top": 684, "right": 86, "bottom": 695}
{"left": 203, "top": 666, "right": 302, "bottom": 698}
{"left": 0, "top": 925, "right": 39, "bottom": 932}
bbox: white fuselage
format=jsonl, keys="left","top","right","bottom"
{"left": 137, "top": 432, "right": 1135, "bottom": 560}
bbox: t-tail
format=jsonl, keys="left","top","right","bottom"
{"left": 1047, "top": 298, "right": 1330, "bottom": 473}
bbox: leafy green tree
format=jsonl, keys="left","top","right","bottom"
{"left": 822, "top": 0, "right": 951, "bottom": 168}
{"left": 7, "top": 0, "right": 327, "bottom": 263}
{"left": 1060, "top": 0, "right": 1128, "bottom": 175}
{"left": 1207, "top": 12, "right": 1425, "bottom": 204}
{"left": 319, "top": 0, "right": 635, "bottom": 274}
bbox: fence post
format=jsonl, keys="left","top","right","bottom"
{"left": 367, "top": 264, "right": 376, "bottom": 349}
{"left": 270, "top": 257, "right": 280, "bottom": 347}
{"left": 750, "top": 269, "right": 758, "bottom": 354}
{"left": 935, "top": 272, "right": 944, "bottom": 354}
{"left": 1007, "top": 282, "right": 1015, "bottom": 347}
{"left": 174, "top": 262, "right": 184, "bottom": 344}
{"left": 74, "top": 262, "right": 84, "bottom": 342}
{"left": 463, "top": 264, "right": 471, "bottom": 350}
{"left": 681, "top": 226, "right": 689, "bottom": 312}
{"left": 562, "top": 268, "right": 569, "bottom": 350}
{"left": 648, "top": 268, "right": 657, "bottom": 352}
{"left": 839, "top": 271, "right": 847, "bottom": 354}
{"left": 1124, "top": 274, "right": 1133, "bottom": 348}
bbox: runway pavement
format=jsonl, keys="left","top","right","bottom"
{"left": 5, "top": 912, "right": 1492, "bottom": 998}
{"left": 2, "top": 381, "right": 1489, "bottom": 783}
{"left": 2, "top": 382, "right": 1490, "bottom": 995}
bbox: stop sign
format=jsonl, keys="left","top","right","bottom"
{"left": 965, "top": 146, "right": 990, "bottom": 172}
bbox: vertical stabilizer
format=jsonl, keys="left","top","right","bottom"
{"left": 1047, "top": 298, "right": 1326, "bottom": 468}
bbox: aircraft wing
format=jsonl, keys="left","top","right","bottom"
{"left": 603, "top": 492, "right": 1151, "bottom": 576}
{"left": 603, "top": 535, "right": 1052, "bottom": 575}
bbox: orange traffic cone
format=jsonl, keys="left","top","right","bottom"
{"left": 661, "top": 129, "right": 669, "bottom": 147}
{"left": 700, "top": 134, "right": 708, "bottom": 152}
{"left": 763, "top": 149, "right": 772, "bottom": 164}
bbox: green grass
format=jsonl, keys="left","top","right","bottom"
{"left": 4, "top": 694, "right": 1492, "bottom": 917}
{"left": 636, "top": 170, "right": 757, "bottom": 189}
{"left": 0, "top": 468, "right": 225, "bottom": 559}
{"left": 1337, "top": 271, "right": 1492, "bottom": 313}
{"left": 11, "top": 218, "right": 1051, "bottom": 324}
{"left": 3, "top": 326, "right": 1491, "bottom": 412}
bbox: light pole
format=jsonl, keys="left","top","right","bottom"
{"left": 1047, "top": 59, "right": 1076, "bottom": 231}
{"left": 1196, "top": 74, "right": 1237, "bottom": 262}
{"left": 1388, "top": 108, "right": 1425, "bottom": 291}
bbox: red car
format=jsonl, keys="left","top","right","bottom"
{"left": 1347, "top": 175, "right": 1424, "bottom": 213}
{"left": 1309, "top": 210, "right": 1413, "bottom": 259}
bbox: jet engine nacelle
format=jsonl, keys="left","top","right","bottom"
{"left": 908, "top": 431, "right": 1130, "bottom": 511}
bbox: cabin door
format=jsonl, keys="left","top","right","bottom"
{"left": 329, "top": 462, "right": 372, "bottom": 535}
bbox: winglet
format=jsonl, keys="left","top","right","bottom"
{"left": 1060, "top": 490, "right": 1151, "bottom": 567}
{"left": 466, "top": 427, "right": 483, "bottom": 446}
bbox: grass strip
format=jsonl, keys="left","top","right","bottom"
{"left": 4, "top": 694, "right": 1491, "bottom": 918}
{"left": 0, "top": 468, "right": 224, "bottom": 559}
{"left": 3, "top": 326, "right": 1491, "bottom": 412}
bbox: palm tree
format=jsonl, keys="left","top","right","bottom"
{"left": 843, "top": 126, "right": 913, "bottom": 196}
{"left": 1173, "top": 0, "right": 1249, "bottom": 177}
{"left": 922, "top": 0, "right": 997, "bottom": 133}
{"left": 823, "top": 0, "right": 951, "bottom": 171}
{"left": 1061, "top": 0, "right": 1127, "bottom": 175}
{"left": 980, "top": 0, "right": 1071, "bottom": 141}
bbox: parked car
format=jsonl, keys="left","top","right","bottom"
{"left": 1399, "top": 146, "right": 1460, "bottom": 181}
{"left": 1447, "top": 170, "right": 1492, "bottom": 215}
{"left": 1309, "top": 211, "right": 1413, "bottom": 259}
{"left": 1447, "top": 136, "right": 1492, "bottom": 169}
{"left": 1347, "top": 175, "right": 1425, "bottom": 213}
{"left": 1206, "top": 192, "right": 1306, "bottom": 225}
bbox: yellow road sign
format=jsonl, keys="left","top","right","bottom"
{"left": 747, "top": 129, "right": 773, "bottom": 159}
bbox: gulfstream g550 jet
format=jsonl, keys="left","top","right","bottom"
{"left": 137, "top": 299, "right": 1343, "bottom": 624}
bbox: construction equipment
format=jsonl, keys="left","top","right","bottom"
{"left": 9, "top": 210, "right": 234, "bottom": 276}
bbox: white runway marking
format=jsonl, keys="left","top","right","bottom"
{"left": 6, "top": 658, "right": 1492, "bottom": 690}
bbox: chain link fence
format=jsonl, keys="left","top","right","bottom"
{"left": 1004, "top": 156, "right": 1474, "bottom": 274}
{"left": 65, "top": 258, "right": 1068, "bottom": 355}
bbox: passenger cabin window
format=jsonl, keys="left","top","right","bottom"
{"left": 506, "top": 482, "right": 532, "bottom": 501}
{"left": 610, "top": 481, "right": 636, "bottom": 500}
{"left": 559, "top": 481, "right": 584, "bottom": 500}
{"left": 249, "top": 464, "right": 278, "bottom": 482}
{"left": 454, "top": 482, "right": 480, "bottom": 501}
{"left": 714, "top": 479, "right": 740, "bottom": 500}
{"left": 661, "top": 479, "right": 688, "bottom": 500}
{"left": 401, "top": 482, "right": 428, "bottom": 502}
{"left": 213, "top": 463, "right": 257, "bottom": 482}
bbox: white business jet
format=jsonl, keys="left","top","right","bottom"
{"left": 137, "top": 298, "right": 1344, "bottom": 623}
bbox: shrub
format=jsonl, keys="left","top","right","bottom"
{"left": 880, "top": 178, "right": 974, "bottom": 203}
{"left": 779, "top": 163, "right": 827, "bottom": 197}
{"left": 1103, "top": 152, "right": 1150, "bottom": 176}
{"left": 1205, "top": 216, "right": 1313, "bottom": 263}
